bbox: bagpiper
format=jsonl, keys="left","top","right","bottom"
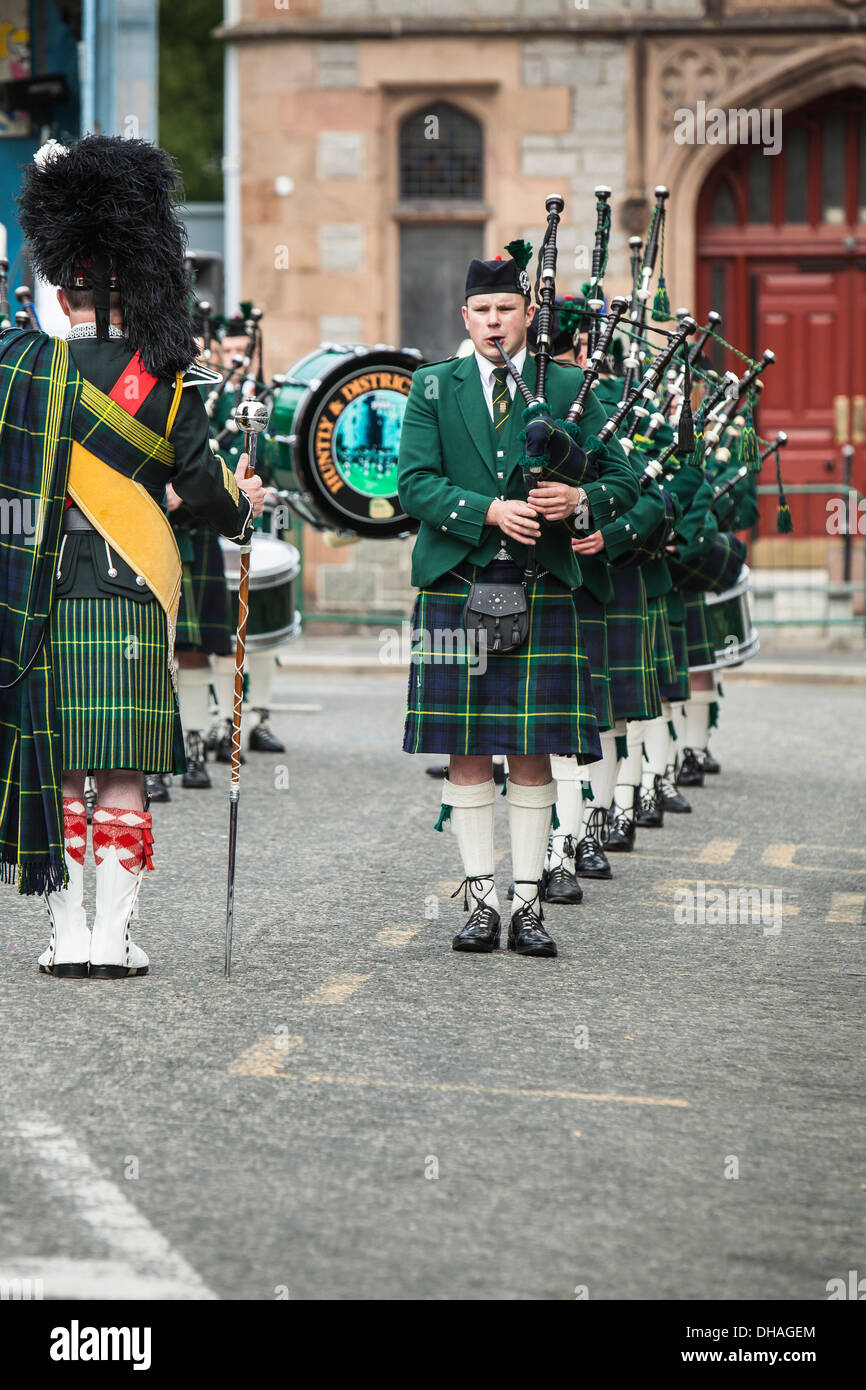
{"left": 398, "top": 245, "right": 637, "bottom": 958}
{"left": 0, "top": 135, "right": 265, "bottom": 977}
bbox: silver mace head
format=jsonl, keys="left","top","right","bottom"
{"left": 233, "top": 399, "right": 270, "bottom": 436}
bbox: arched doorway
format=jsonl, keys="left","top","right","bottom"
{"left": 696, "top": 88, "right": 866, "bottom": 535}
{"left": 397, "top": 101, "right": 485, "bottom": 361}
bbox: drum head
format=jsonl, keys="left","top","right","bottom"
{"left": 291, "top": 348, "right": 422, "bottom": 538}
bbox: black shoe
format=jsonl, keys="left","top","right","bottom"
{"left": 635, "top": 777, "right": 664, "bottom": 827}
{"left": 204, "top": 723, "right": 220, "bottom": 757}
{"left": 216, "top": 721, "right": 246, "bottom": 765}
{"left": 39, "top": 961, "right": 89, "bottom": 978}
{"left": 425, "top": 764, "right": 448, "bottom": 779}
{"left": 604, "top": 806, "right": 636, "bottom": 852}
{"left": 659, "top": 767, "right": 691, "bottom": 813}
{"left": 451, "top": 876, "right": 501, "bottom": 953}
{"left": 249, "top": 714, "right": 286, "bottom": 753}
{"left": 145, "top": 774, "right": 171, "bottom": 804}
{"left": 701, "top": 750, "right": 721, "bottom": 775}
{"left": 182, "top": 732, "right": 211, "bottom": 789}
{"left": 508, "top": 886, "right": 557, "bottom": 957}
{"left": 544, "top": 863, "right": 584, "bottom": 904}
{"left": 676, "top": 748, "right": 705, "bottom": 788}
{"left": 575, "top": 808, "right": 612, "bottom": 877}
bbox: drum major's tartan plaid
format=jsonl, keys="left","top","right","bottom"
{"left": 572, "top": 586, "right": 613, "bottom": 731}
{"left": 50, "top": 596, "right": 186, "bottom": 775}
{"left": 606, "top": 568, "right": 661, "bottom": 722}
{"left": 684, "top": 591, "right": 717, "bottom": 670}
{"left": 174, "top": 525, "right": 234, "bottom": 655}
{"left": 403, "top": 562, "right": 602, "bottom": 759}
{"left": 656, "top": 608, "right": 692, "bottom": 700}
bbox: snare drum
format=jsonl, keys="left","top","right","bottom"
{"left": 218, "top": 534, "right": 302, "bottom": 652}
{"left": 689, "top": 565, "right": 759, "bottom": 672}
{"left": 262, "top": 343, "right": 423, "bottom": 538}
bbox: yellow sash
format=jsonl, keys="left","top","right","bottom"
{"left": 66, "top": 374, "right": 185, "bottom": 628}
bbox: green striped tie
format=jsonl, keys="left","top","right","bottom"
{"left": 491, "top": 366, "right": 512, "bottom": 431}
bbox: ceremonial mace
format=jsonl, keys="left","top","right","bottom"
{"left": 224, "top": 397, "right": 271, "bottom": 978}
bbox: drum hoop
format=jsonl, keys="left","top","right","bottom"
{"left": 689, "top": 629, "right": 760, "bottom": 673}
{"left": 245, "top": 611, "right": 303, "bottom": 652}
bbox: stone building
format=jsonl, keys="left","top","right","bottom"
{"left": 217, "top": 0, "right": 866, "bottom": 617}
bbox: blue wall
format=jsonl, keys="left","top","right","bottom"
{"left": 0, "top": 1, "right": 80, "bottom": 281}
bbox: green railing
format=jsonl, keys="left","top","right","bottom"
{"left": 753, "top": 483, "right": 866, "bottom": 637}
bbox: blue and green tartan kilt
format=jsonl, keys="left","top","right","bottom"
{"left": 49, "top": 596, "right": 186, "bottom": 774}
{"left": 684, "top": 591, "right": 716, "bottom": 670}
{"left": 572, "top": 586, "right": 613, "bottom": 732}
{"left": 403, "top": 561, "right": 602, "bottom": 760}
{"left": 661, "top": 614, "right": 686, "bottom": 700}
{"left": 606, "top": 568, "right": 661, "bottom": 722}
{"left": 174, "top": 527, "right": 234, "bottom": 655}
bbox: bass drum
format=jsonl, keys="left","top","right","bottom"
{"left": 218, "top": 534, "right": 302, "bottom": 652}
{"left": 689, "top": 565, "right": 759, "bottom": 672}
{"left": 263, "top": 344, "right": 423, "bottom": 539}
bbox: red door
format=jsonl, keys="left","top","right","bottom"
{"left": 753, "top": 266, "right": 860, "bottom": 534}
{"left": 696, "top": 88, "right": 866, "bottom": 538}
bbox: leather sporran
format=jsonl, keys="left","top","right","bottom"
{"left": 462, "top": 579, "right": 529, "bottom": 656}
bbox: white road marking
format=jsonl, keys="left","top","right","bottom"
{"left": 5, "top": 1114, "right": 217, "bottom": 1300}
{"left": 0, "top": 1257, "right": 204, "bottom": 1301}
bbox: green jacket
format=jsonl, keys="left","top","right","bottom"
{"left": 397, "top": 353, "right": 638, "bottom": 590}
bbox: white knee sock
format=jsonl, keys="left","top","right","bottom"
{"left": 683, "top": 688, "right": 715, "bottom": 751}
{"left": 671, "top": 699, "right": 687, "bottom": 747}
{"left": 660, "top": 700, "right": 677, "bottom": 775}
{"left": 209, "top": 653, "right": 237, "bottom": 723}
{"left": 506, "top": 779, "right": 557, "bottom": 912}
{"left": 579, "top": 729, "right": 619, "bottom": 833}
{"left": 442, "top": 778, "right": 499, "bottom": 912}
{"left": 615, "top": 721, "right": 644, "bottom": 814}
{"left": 246, "top": 650, "right": 276, "bottom": 718}
{"left": 550, "top": 755, "right": 582, "bottom": 871}
{"left": 177, "top": 666, "right": 213, "bottom": 736}
{"left": 641, "top": 715, "right": 669, "bottom": 789}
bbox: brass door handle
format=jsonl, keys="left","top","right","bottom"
{"left": 834, "top": 395, "right": 850, "bottom": 444}
{"left": 853, "top": 396, "right": 865, "bottom": 444}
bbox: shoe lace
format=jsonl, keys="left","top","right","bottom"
{"left": 609, "top": 805, "right": 632, "bottom": 832}
{"left": 659, "top": 770, "right": 679, "bottom": 798}
{"left": 581, "top": 807, "right": 607, "bottom": 851}
{"left": 451, "top": 874, "right": 495, "bottom": 913}
{"left": 512, "top": 879, "right": 545, "bottom": 930}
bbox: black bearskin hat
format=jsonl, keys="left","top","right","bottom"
{"left": 17, "top": 135, "right": 197, "bottom": 379}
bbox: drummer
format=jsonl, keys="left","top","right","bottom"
{"left": 206, "top": 316, "right": 288, "bottom": 760}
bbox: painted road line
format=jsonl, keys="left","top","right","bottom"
{"left": 300, "top": 972, "right": 374, "bottom": 1006}
{"left": 279, "top": 1072, "right": 688, "bottom": 1108}
{"left": 763, "top": 844, "right": 866, "bottom": 874}
{"left": 0, "top": 1258, "right": 204, "bottom": 1302}
{"left": 376, "top": 925, "right": 421, "bottom": 947}
{"left": 228, "top": 1033, "right": 304, "bottom": 1077}
{"left": 826, "top": 892, "right": 866, "bottom": 925}
{"left": 695, "top": 839, "right": 741, "bottom": 864}
{"left": 4, "top": 1114, "right": 217, "bottom": 1300}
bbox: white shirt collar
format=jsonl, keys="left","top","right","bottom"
{"left": 474, "top": 345, "right": 527, "bottom": 389}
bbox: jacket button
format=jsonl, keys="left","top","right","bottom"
{"left": 135, "top": 575, "right": 146, "bottom": 586}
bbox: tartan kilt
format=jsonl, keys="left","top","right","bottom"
{"left": 174, "top": 526, "right": 234, "bottom": 655}
{"left": 403, "top": 561, "right": 602, "bottom": 759}
{"left": 606, "top": 568, "right": 661, "bottom": 722}
{"left": 50, "top": 595, "right": 186, "bottom": 774}
{"left": 684, "top": 591, "right": 716, "bottom": 670}
{"left": 661, "top": 611, "right": 686, "bottom": 700}
{"left": 572, "top": 586, "right": 613, "bottom": 731}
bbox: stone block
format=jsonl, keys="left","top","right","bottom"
{"left": 319, "top": 224, "right": 365, "bottom": 272}
{"left": 319, "top": 314, "right": 364, "bottom": 342}
{"left": 317, "top": 131, "right": 365, "bottom": 180}
{"left": 317, "top": 41, "right": 358, "bottom": 90}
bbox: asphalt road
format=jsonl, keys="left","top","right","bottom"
{"left": 0, "top": 672, "right": 863, "bottom": 1301}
